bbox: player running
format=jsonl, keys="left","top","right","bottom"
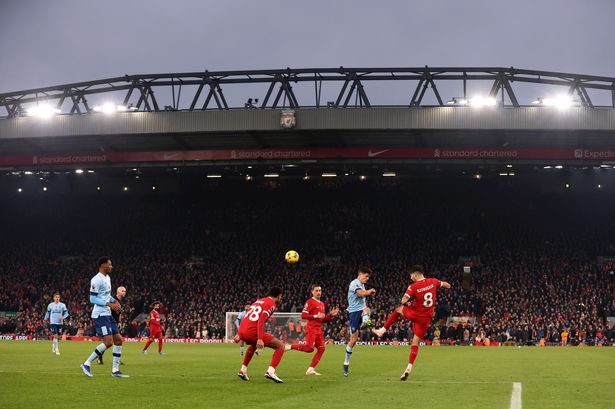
{"left": 344, "top": 267, "right": 376, "bottom": 377}
{"left": 236, "top": 287, "right": 291, "bottom": 383}
{"left": 143, "top": 301, "right": 165, "bottom": 355}
{"left": 98, "top": 286, "right": 126, "bottom": 365}
{"left": 80, "top": 256, "right": 129, "bottom": 378}
{"left": 291, "top": 284, "right": 340, "bottom": 375}
{"left": 43, "top": 293, "right": 68, "bottom": 355}
{"left": 372, "top": 265, "right": 451, "bottom": 381}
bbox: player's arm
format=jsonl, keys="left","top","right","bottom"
{"left": 440, "top": 281, "right": 452, "bottom": 289}
{"left": 322, "top": 307, "right": 340, "bottom": 322}
{"left": 301, "top": 303, "right": 323, "bottom": 320}
{"left": 356, "top": 288, "right": 376, "bottom": 297}
{"left": 44, "top": 305, "right": 50, "bottom": 322}
{"left": 400, "top": 293, "right": 412, "bottom": 305}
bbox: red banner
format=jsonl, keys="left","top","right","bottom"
{"left": 1, "top": 148, "right": 615, "bottom": 167}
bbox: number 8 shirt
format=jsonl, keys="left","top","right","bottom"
{"left": 238, "top": 297, "right": 277, "bottom": 346}
{"left": 402, "top": 277, "right": 443, "bottom": 339}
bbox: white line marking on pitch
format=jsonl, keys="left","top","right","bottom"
{"left": 510, "top": 382, "right": 522, "bottom": 409}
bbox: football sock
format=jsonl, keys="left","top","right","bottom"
{"left": 406, "top": 363, "right": 414, "bottom": 372}
{"left": 240, "top": 365, "right": 248, "bottom": 372}
{"left": 112, "top": 345, "right": 122, "bottom": 371}
{"left": 270, "top": 348, "right": 284, "bottom": 369}
{"left": 384, "top": 310, "right": 401, "bottom": 330}
{"left": 311, "top": 346, "right": 325, "bottom": 368}
{"left": 409, "top": 345, "right": 419, "bottom": 365}
{"left": 85, "top": 343, "right": 107, "bottom": 365}
{"left": 361, "top": 313, "right": 371, "bottom": 324}
{"left": 143, "top": 339, "right": 153, "bottom": 351}
{"left": 240, "top": 346, "right": 244, "bottom": 355}
{"left": 53, "top": 338, "right": 58, "bottom": 351}
{"left": 267, "top": 366, "right": 276, "bottom": 374}
{"left": 243, "top": 345, "right": 256, "bottom": 366}
{"left": 344, "top": 345, "right": 353, "bottom": 365}
{"left": 158, "top": 338, "right": 163, "bottom": 353}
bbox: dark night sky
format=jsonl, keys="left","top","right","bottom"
{"left": 1, "top": 0, "right": 613, "bottom": 105}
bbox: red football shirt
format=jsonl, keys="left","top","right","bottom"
{"left": 238, "top": 297, "right": 277, "bottom": 339}
{"left": 301, "top": 298, "right": 333, "bottom": 334}
{"left": 149, "top": 310, "right": 161, "bottom": 329}
{"left": 405, "top": 277, "right": 442, "bottom": 317}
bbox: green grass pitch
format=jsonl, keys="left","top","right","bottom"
{"left": 1, "top": 341, "right": 613, "bottom": 409}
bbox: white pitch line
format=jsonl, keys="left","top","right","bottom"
{"left": 510, "top": 382, "right": 522, "bottom": 409}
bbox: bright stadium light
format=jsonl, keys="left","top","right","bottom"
{"left": 43, "top": 187, "right": 47, "bottom": 192}
{"left": 245, "top": 175, "right": 253, "bottom": 181}
{"left": 359, "top": 175, "right": 367, "bottom": 181}
{"left": 87, "top": 170, "right": 95, "bottom": 173}
{"left": 555, "top": 165, "right": 563, "bottom": 169}
{"left": 26, "top": 104, "right": 61, "bottom": 118}
{"left": 264, "top": 173, "right": 279, "bottom": 178}
{"left": 152, "top": 186, "right": 156, "bottom": 190}
{"left": 75, "top": 169, "right": 84, "bottom": 174}
{"left": 447, "top": 97, "right": 469, "bottom": 105}
{"left": 123, "top": 186, "right": 129, "bottom": 191}
{"left": 469, "top": 96, "right": 497, "bottom": 107}
{"left": 303, "top": 175, "right": 310, "bottom": 180}
{"left": 533, "top": 95, "right": 573, "bottom": 108}
{"left": 382, "top": 172, "right": 396, "bottom": 177}
{"left": 206, "top": 174, "right": 222, "bottom": 179}
{"left": 17, "top": 188, "right": 23, "bottom": 193}
{"left": 92, "top": 103, "right": 129, "bottom": 113}
{"left": 321, "top": 172, "right": 337, "bottom": 178}
{"left": 97, "top": 186, "right": 101, "bottom": 191}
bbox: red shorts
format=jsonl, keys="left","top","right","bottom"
{"left": 150, "top": 329, "right": 163, "bottom": 338}
{"left": 238, "top": 330, "right": 275, "bottom": 347}
{"left": 401, "top": 306, "right": 432, "bottom": 339}
{"left": 304, "top": 331, "right": 325, "bottom": 349}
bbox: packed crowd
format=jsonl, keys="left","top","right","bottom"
{"left": 1, "top": 178, "right": 614, "bottom": 345}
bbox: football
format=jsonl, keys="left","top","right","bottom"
{"left": 285, "top": 250, "right": 300, "bottom": 264}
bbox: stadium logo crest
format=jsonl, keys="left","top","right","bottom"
{"left": 280, "top": 109, "right": 296, "bottom": 129}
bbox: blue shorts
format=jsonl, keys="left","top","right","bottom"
{"left": 49, "top": 324, "right": 63, "bottom": 335}
{"left": 94, "top": 315, "right": 119, "bottom": 337}
{"left": 348, "top": 311, "right": 362, "bottom": 334}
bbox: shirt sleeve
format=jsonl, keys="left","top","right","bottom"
{"left": 349, "top": 281, "right": 361, "bottom": 294}
{"left": 405, "top": 284, "right": 415, "bottom": 298}
{"left": 90, "top": 277, "right": 99, "bottom": 296}
{"left": 62, "top": 304, "right": 69, "bottom": 318}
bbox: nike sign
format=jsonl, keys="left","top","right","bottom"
{"left": 367, "top": 149, "right": 390, "bottom": 158}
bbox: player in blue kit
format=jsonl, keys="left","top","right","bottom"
{"left": 43, "top": 293, "right": 68, "bottom": 355}
{"left": 343, "top": 267, "right": 376, "bottom": 377}
{"left": 80, "top": 256, "right": 129, "bottom": 378}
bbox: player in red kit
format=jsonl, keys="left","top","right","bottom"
{"left": 236, "top": 287, "right": 291, "bottom": 383}
{"left": 291, "top": 284, "right": 340, "bottom": 375}
{"left": 143, "top": 301, "right": 165, "bottom": 355}
{"left": 373, "top": 265, "right": 451, "bottom": 380}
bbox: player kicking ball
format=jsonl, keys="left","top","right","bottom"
{"left": 291, "top": 284, "right": 340, "bottom": 375}
{"left": 236, "top": 287, "right": 291, "bottom": 383}
{"left": 372, "top": 265, "right": 451, "bottom": 380}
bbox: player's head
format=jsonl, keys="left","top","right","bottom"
{"left": 310, "top": 284, "right": 322, "bottom": 299}
{"left": 152, "top": 301, "right": 161, "bottom": 311}
{"left": 268, "top": 286, "right": 283, "bottom": 303}
{"left": 53, "top": 293, "right": 60, "bottom": 303}
{"left": 357, "top": 266, "right": 372, "bottom": 283}
{"left": 98, "top": 256, "right": 113, "bottom": 274}
{"left": 116, "top": 286, "right": 127, "bottom": 300}
{"left": 410, "top": 265, "right": 425, "bottom": 282}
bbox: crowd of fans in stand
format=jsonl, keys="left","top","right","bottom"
{"left": 1, "top": 178, "right": 614, "bottom": 345}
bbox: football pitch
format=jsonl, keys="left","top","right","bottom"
{"left": 1, "top": 341, "right": 613, "bottom": 409}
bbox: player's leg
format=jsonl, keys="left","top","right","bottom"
{"left": 54, "top": 333, "right": 60, "bottom": 355}
{"left": 110, "top": 318, "right": 128, "bottom": 377}
{"left": 372, "top": 305, "right": 404, "bottom": 337}
{"left": 239, "top": 339, "right": 245, "bottom": 355}
{"left": 400, "top": 318, "right": 429, "bottom": 381}
{"left": 344, "top": 311, "right": 362, "bottom": 377}
{"left": 237, "top": 332, "right": 256, "bottom": 380}
{"left": 81, "top": 317, "right": 114, "bottom": 377}
{"left": 157, "top": 333, "right": 165, "bottom": 354}
{"left": 361, "top": 306, "right": 372, "bottom": 328}
{"left": 307, "top": 333, "right": 325, "bottom": 375}
{"left": 263, "top": 335, "right": 288, "bottom": 383}
{"left": 291, "top": 331, "right": 315, "bottom": 353}
{"left": 143, "top": 335, "right": 154, "bottom": 353}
